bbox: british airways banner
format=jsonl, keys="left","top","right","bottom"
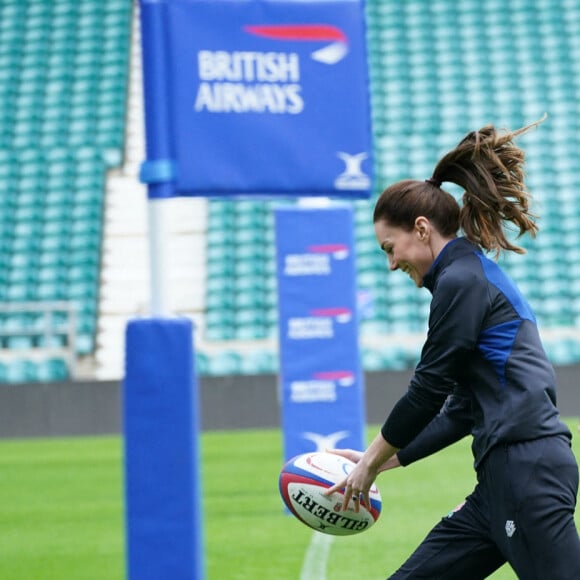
{"left": 275, "top": 204, "right": 366, "bottom": 463}
{"left": 139, "top": 0, "right": 373, "bottom": 198}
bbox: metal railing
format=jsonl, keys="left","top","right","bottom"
{"left": 0, "top": 301, "right": 77, "bottom": 378}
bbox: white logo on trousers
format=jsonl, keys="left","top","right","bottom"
{"left": 505, "top": 520, "right": 516, "bottom": 538}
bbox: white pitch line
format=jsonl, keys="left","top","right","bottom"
{"left": 300, "top": 531, "right": 334, "bottom": 580}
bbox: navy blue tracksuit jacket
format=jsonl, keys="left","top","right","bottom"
{"left": 382, "top": 237, "right": 570, "bottom": 466}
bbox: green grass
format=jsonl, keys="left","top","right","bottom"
{"left": 0, "top": 438, "right": 124, "bottom": 579}
{"left": 0, "top": 424, "right": 579, "bottom": 579}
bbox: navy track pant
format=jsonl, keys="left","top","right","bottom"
{"left": 388, "top": 435, "right": 580, "bottom": 579}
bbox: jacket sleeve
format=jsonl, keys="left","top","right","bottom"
{"left": 382, "top": 267, "right": 490, "bottom": 449}
{"left": 397, "top": 386, "right": 473, "bottom": 466}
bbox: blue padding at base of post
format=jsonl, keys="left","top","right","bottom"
{"left": 123, "top": 317, "right": 204, "bottom": 580}
{"left": 139, "top": 159, "right": 178, "bottom": 184}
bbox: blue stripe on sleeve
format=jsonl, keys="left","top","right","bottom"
{"left": 478, "top": 319, "right": 522, "bottom": 388}
{"left": 476, "top": 254, "right": 536, "bottom": 322}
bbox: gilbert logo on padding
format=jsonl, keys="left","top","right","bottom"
{"left": 244, "top": 24, "right": 349, "bottom": 64}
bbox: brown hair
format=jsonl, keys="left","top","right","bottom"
{"left": 373, "top": 115, "right": 546, "bottom": 255}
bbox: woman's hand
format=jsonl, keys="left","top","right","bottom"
{"left": 325, "top": 457, "right": 379, "bottom": 513}
{"left": 325, "top": 448, "right": 364, "bottom": 464}
{"left": 324, "top": 433, "right": 399, "bottom": 513}
{"left": 326, "top": 447, "right": 401, "bottom": 473}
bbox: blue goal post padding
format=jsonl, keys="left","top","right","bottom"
{"left": 123, "top": 317, "right": 204, "bottom": 580}
{"left": 139, "top": 0, "right": 373, "bottom": 199}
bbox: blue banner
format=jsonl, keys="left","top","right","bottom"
{"left": 140, "top": 0, "right": 373, "bottom": 198}
{"left": 275, "top": 204, "right": 366, "bottom": 462}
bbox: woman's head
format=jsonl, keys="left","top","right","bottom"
{"left": 373, "top": 181, "right": 461, "bottom": 287}
{"left": 374, "top": 115, "right": 545, "bottom": 260}
{"left": 373, "top": 179, "right": 460, "bottom": 236}
{"left": 374, "top": 213, "right": 453, "bottom": 287}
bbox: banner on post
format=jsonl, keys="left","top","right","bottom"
{"left": 275, "top": 204, "right": 366, "bottom": 462}
{"left": 141, "top": 0, "right": 373, "bottom": 199}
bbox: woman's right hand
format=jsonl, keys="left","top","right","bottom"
{"left": 326, "top": 448, "right": 364, "bottom": 464}
{"left": 326, "top": 447, "right": 401, "bottom": 473}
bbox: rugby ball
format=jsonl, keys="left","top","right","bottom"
{"left": 279, "top": 451, "right": 382, "bottom": 536}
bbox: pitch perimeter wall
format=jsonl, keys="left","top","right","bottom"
{"left": 0, "top": 366, "right": 579, "bottom": 438}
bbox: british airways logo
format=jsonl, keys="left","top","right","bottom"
{"left": 313, "top": 370, "right": 356, "bottom": 387}
{"left": 244, "top": 24, "right": 349, "bottom": 64}
{"left": 194, "top": 23, "right": 348, "bottom": 115}
{"left": 287, "top": 307, "right": 352, "bottom": 340}
{"left": 289, "top": 371, "right": 356, "bottom": 403}
{"left": 308, "top": 244, "right": 349, "bottom": 260}
{"left": 283, "top": 243, "right": 350, "bottom": 276}
{"left": 310, "top": 307, "right": 352, "bottom": 324}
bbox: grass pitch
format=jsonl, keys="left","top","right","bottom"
{"left": 0, "top": 425, "right": 579, "bottom": 579}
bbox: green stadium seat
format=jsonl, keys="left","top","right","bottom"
{"left": 192, "top": 351, "right": 209, "bottom": 377}
{"left": 206, "top": 351, "right": 241, "bottom": 376}
{"left": 5, "top": 359, "right": 38, "bottom": 383}
{"left": 206, "top": 260, "right": 235, "bottom": 280}
{"left": 35, "top": 358, "right": 70, "bottom": 382}
{"left": 545, "top": 340, "right": 580, "bottom": 366}
{"left": 6, "top": 334, "right": 36, "bottom": 349}
{"left": 360, "top": 348, "right": 391, "bottom": 372}
{"left": 205, "top": 309, "right": 235, "bottom": 341}
{"left": 204, "top": 325, "right": 235, "bottom": 341}
{"left": 206, "top": 291, "right": 235, "bottom": 312}
{"left": 234, "top": 325, "right": 268, "bottom": 341}
{"left": 75, "top": 336, "right": 95, "bottom": 357}
{"left": 234, "top": 308, "right": 266, "bottom": 331}
{"left": 238, "top": 350, "right": 277, "bottom": 375}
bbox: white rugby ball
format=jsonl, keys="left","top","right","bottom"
{"left": 279, "top": 451, "right": 382, "bottom": 536}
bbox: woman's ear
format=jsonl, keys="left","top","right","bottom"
{"left": 415, "top": 216, "right": 430, "bottom": 241}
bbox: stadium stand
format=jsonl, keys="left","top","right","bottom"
{"left": 0, "top": 0, "right": 132, "bottom": 382}
{"left": 2, "top": 0, "right": 580, "bottom": 382}
{"left": 93, "top": 2, "right": 207, "bottom": 381}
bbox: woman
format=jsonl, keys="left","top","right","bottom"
{"left": 326, "top": 117, "right": 580, "bottom": 579}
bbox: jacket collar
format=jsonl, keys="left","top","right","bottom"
{"left": 422, "top": 237, "right": 480, "bottom": 293}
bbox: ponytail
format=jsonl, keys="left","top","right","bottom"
{"left": 431, "top": 114, "right": 546, "bottom": 255}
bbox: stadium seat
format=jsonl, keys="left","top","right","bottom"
{"left": 36, "top": 358, "right": 70, "bottom": 382}
{"left": 5, "top": 359, "right": 38, "bottom": 384}
{"left": 238, "top": 350, "right": 278, "bottom": 375}
{"left": 206, "top": 351, "right": 242, "bottom": 376}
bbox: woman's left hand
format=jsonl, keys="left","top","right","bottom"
{"left": 324, "top": 431, "right": 399, "bottom": 513}
{"left": 324, "top": 458, "right": 379, "bottom": 513}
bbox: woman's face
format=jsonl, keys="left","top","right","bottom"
{"left": 374, "top": 218, "right": 436, "bottom": 288}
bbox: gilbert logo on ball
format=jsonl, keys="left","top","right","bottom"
{"left": 279, "top": 452, "right": 382, "bottom": 536}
